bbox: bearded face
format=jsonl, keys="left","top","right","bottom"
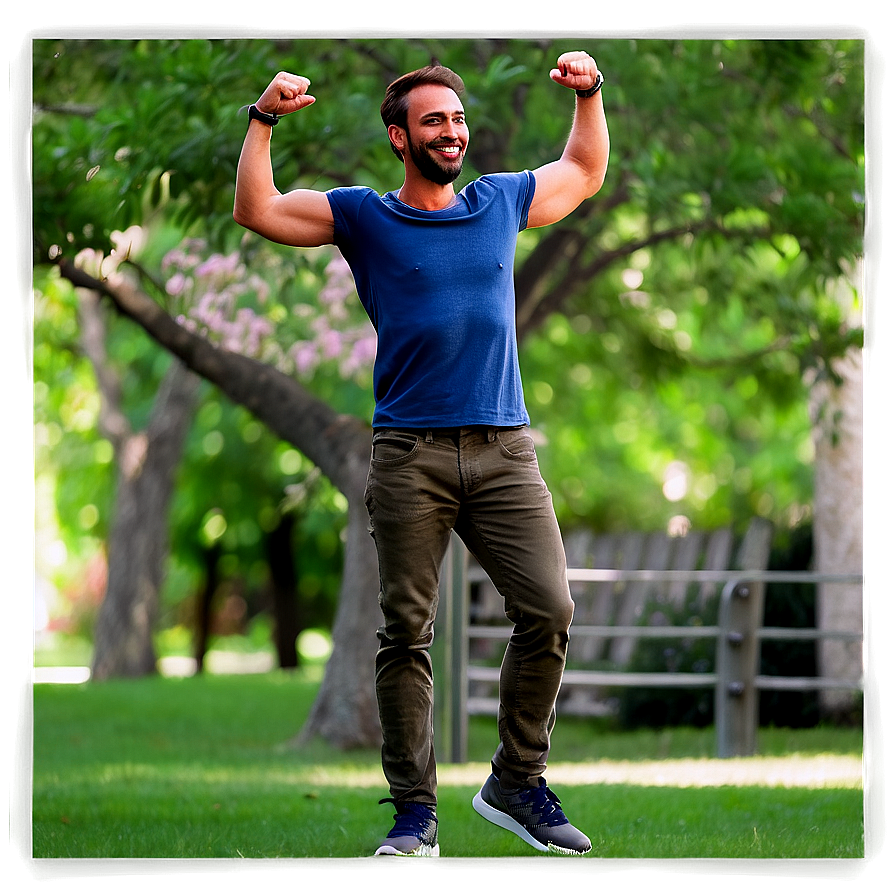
{"left": 393, "top": 84, "right": 469, "bottom": 187}
{"left": 406, "top": 135, "right": 465, "bottom": 185}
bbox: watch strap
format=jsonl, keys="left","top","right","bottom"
{"left": 575, "top": 70, "right": 604, "bottom": 98}
{"left": 248, "top": 104, "right": 279, "bottom": 127}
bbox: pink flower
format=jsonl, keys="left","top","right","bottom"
{"left": 165, "top": 272, "right": 190, "bottom": 297}
{"left": 291, "top": 342, "right": 319, "bottom": 375}
{"left": 318, "top": 329, "right": 344, "bottom": 360}
{"left": 196, "top": 252, "right": 242, "bottom": 281}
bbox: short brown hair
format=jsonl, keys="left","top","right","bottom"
{"left": 380, "top": 65, "right": 465, "bottom": 159}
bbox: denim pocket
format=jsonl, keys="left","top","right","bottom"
{"left": 371, "top": 431, "right": 420, "bottom": 466}
{"left": 496, "top": 427, "right": 537, "bottom": 462}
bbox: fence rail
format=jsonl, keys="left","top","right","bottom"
{"left": 437, "top": 538, "right": 862, "bottom": 762}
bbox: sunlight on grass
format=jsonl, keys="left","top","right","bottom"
{"left": 32, "top": 671, "right": 864, "bottom": 859}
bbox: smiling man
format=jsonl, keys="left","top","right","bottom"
{"left": 234, "top": 51, "right": 609, "bottom": 858}
{"left": 383, "top": 69, "right": 468, "bottom": 191}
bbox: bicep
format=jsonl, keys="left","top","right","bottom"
{"left": 255, "top": 188, "right": 336, "bottom": 248}
{"left": 526, "top": 160, "right": 585, "bottom": 229}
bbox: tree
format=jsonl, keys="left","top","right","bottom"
{"left": 55, "top": 250, "right": 382, "bottom": 743}
{"left": 809, "top": 267, "right": 863, "bottom": 719}
{"left": 69, "top": 231, "right": 199, "bottom": 679}
{"left": 34, "top": 38, "right": 864, "bottom": 744}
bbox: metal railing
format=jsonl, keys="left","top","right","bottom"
{"left": 436, "top": 538, "right": 863, "bottom": 761}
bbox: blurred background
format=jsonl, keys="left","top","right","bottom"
{"left": 31, "top": 37, "right": 865, "bottom": 746}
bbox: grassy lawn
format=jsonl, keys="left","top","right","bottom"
{"left": 31, "top": 665, "right": 863, "bottom": 860}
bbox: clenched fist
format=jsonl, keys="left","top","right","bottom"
{"left": 256, "top": 72, "right": 316, "bottom": 116}
{"left": 550, "top": 51, "right": 599, "bottom": 92}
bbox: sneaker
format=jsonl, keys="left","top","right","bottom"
{"left": 472, "top": 774, "right": 591, "bottom": 855}
{"left": 374, "top": 798, "right": 440, "bottom": 856}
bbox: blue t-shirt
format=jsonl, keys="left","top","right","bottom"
{"left": 327, "top": 171, "right": 536, "bottom": 429}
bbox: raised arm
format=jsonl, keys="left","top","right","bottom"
{"left": 233, "top": 72, "right": 335, "bottom": 247}
{"left": 527, "top": 51, "right": 610, "bottom": 229}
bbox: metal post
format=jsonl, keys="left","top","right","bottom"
{"left": 715, "top": 578, "right": 764, "bottom": 757}
{"left": 438, "top": 533, "right": 469, "bottom": 763}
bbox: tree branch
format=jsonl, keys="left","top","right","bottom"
{"left": 57, "top": 258, "right": 371, "bottom": 496}
{"left": 515, "top": 177, "right": 633, "bottom": 335}
{"left": 516, "top": 206, "right": 774, "bottom": 340}
{"left": 33, "top": 102, "right": 98, "bottom": 117}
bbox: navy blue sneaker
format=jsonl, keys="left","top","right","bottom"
{"left": 473, "top": 774, "right": 591, "bottom": 855}
{"left": 374, "top": 798, "right": 440, "bottom": 856}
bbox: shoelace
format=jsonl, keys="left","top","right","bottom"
{"left": 379, "top": 798, "right": 436, "bottom": 837}
{"left": 517, "top": 780, "right": 570, "bottom": 827}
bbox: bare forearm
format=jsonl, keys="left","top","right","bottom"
{"left": 233, "top": 121, "right": 279, "bottom": 229}
{"left": 562, "top": 90, "right": 610, "bottom": 197}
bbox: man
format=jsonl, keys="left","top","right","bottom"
{"left": 234, "top": 49, "right": 610, "bottom": 857}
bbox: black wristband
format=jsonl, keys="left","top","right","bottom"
{"left": 248, "top": 104, "right": 279, "bottom": 127}
{"left": 575, "top": 70, "right": 604, "bottom": 98}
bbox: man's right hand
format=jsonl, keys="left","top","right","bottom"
{"left": 255, "top": 72, "right": 316, "bottom": 116}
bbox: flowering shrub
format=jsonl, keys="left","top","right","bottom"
{"left": 161, "top": 239, "right": 377, "bottom": 381}
{"left": 163, "top": 240, "right": 275, "bottom": 357}
{"left": 75, "top": 227, "right": 377, "bottom": 401}
{"left": 289, "top": 256, "right": 378, "bottom": 379}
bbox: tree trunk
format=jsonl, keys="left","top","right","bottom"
{"left": 63, "top": 260, "right": 382, "bottom": 746}
{"left": 77, "top": 288, "right": 201, "bottom": 680}
{"left": 266, "top": 512, "right": 302, "bottom": 669}
{"left": 809, "top": 262, "right": 864, "bottom": 723}
{"left": 90, "top": 359, "right": 200, "bottom": 679}
{"left": 294, "top": 448, "right": 382, "bottom": 748}
{"left": 194, "top": 542, "right": 222, "bottom": 673}
{"left": 811, "top": 345, "right": 864, "bottom": 721}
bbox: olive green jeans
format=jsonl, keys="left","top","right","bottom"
{"left": 364, "top": 425, "right": 574, "bottom": 805}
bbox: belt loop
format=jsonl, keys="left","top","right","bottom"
{"left": 425, "top": 430, "right": 434, "bottom": 444}
{"left": 488, "top": 427, "right": 497, "bottom": 443}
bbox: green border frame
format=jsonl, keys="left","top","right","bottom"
{"left": 0, "top": 0, "right": 896, "bottom": 896}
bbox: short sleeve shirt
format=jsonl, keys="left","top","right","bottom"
{"left": 327, "top": 171, "right": 536, "bottom": 429}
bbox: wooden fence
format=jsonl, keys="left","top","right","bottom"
{"left": 435, "top": 525, "right": 863, "bottom": 762}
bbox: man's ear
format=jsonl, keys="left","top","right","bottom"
{"left": 387, "top": 123, "right": 407, "bottom": 158}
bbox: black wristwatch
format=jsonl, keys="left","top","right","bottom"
{"left": 575, "top": 70, "right": 604, "bottom": 98}
{"left": 248, "top": 104, "right": 279, "bottom": 127}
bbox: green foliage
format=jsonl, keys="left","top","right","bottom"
{"left": 523, "top": 294, "right": 819, "bottom": 532}
{"left": 164, "top": 389, "right": 347, "bottom": 631}
{"left": 33, "top": 269, "right": 116, "bottom": 549}
{"left": 34, "top": 220, "right": 364, "bottom": 638}
{"left": 32, "top": 38, "right": 865, "bottom": 632}
{"left": 33, "top": 39, "right": 279, "bottom": 254}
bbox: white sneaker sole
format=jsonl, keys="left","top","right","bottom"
{"left": 374, "top": 842, "right": 440, "bottom": 857}
{"left": 472, "top": 788, "right": 591, "bottom": 855}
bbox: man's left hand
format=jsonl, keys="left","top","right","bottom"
{"left": 550, "top": 51, "right": 599, "bottom": 92}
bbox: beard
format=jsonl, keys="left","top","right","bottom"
{"left": 407, "top": 138, "right": 464, "bottom": 186}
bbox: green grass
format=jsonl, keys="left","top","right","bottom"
{"left": 32, "top": 667, "right": 864, "bottom": 859}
